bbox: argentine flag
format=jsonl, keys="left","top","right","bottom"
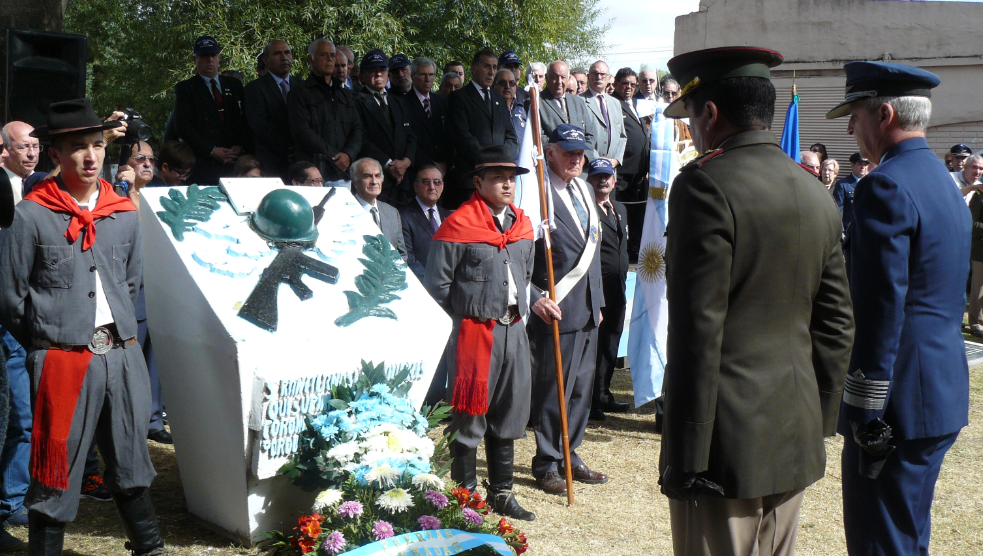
{"left": 627, "top": 103, "right": 678, "bottom": 407}
{"left": 515, "top": 86, "right": 554, "bottom": 239}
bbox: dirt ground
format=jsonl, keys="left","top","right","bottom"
{"left": 5, "top": 365, "right": 981, "bottom": 555}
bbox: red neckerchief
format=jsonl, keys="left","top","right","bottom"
{"left": 433, "top": 192, "right": 534, "bottom": 415}
{"left": 24, "top": 177, "right": 136, "bottom": 251}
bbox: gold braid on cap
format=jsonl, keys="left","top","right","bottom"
{"left": 679, "top": 76, "right": 701, "bottom": 97}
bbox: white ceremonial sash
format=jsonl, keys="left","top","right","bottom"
{"left": 554, "top": 177, "right": 599, "bottom": 304}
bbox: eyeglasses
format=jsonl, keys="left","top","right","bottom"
{"left": 662, "top": 89, "right": 680, "bottom": 100}
{"left": 304, "top": 178, "right": 325, "bottom": 185}
{"left": 495, "top": 80, "right": 517, "bottom": 88}
{"left": 170, "top": 168, "right": 192, "bottom": 181}
{"left": 640, "top": 78, "right": 657, "bottom": 83}
{"left": 589, "top": 71, "right": 610, "bottom": 79}
{"left": 418, "top": 179, "right": 443, "bottom": 186}
{"left": 619, "top": 81, "right": 637, "bottom": 88}
{"left": 133, "top": 154, "right": 156, "bottom": 164}
{"left": 8, "top": 143, "right": 42, "bottom": 154}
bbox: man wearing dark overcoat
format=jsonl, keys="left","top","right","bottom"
{"left": 244, "top": 39, "right": 304, "bottom": 182}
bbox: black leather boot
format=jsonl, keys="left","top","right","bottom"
{"left": 449, "top": 441, "right": 478, "bottom": 491}
{"left": 28, "top": 511, "right": 65, "bottom": 556}
{"left": 484, "top": 437, "right": 536, "bottom": 521}
{"left": 112, "top": 489, "right": 167, "bottom": 556}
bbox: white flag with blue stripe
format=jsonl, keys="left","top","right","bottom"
{"left": 515, "top": 86, "right": 554, "bottom": 239}
{"left": 627, "top": 103, "right": 678, "bottom": 407}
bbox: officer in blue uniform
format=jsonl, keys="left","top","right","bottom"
{"left": 826, "top": 61, "right": 971, "bottom": 556}
{"left": 829, "top": 152, "right": 869, "bottom": 236}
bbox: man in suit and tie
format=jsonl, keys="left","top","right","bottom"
{"left": 538, "top": 61, "right": 598, "bottom": 165}
{"left": 400, "top": 164, "right": 451, "bottom": 281}
{"left": 388, "top": 54, "right": 413, "bottom": 97}
{"left": 288, "top": 38, "right": 362, "bottom": 187}
{"left": 826, "top": 61, "right": 970, "bottom": 556}
{"left": 245, "top": 39, "right": 303, "bottom": 182}
{"left": 355, "top": 50, "right": 417, "bottom": 207}
{"left": 174, "top": 35, "right": 251, "bottom": 184}
{"left": 585, "top": 159, "right": 630, "bottom": 422}
{"left": 447, "top": 49, "right": 518, "bottom": 208}
{"left": 351, "top": 157, "right": 408, "bottom": 262}
{"left": 612, "top": 67, "right": 650, "bottom": 263}
{"left": 528, "top": 124, "right": 608, "bottom": 495}
{"left": 406, "top": 57, "right": 450, "bottom": 176}
{"left": 582, "top": 61, "right": 627, "bottom": 170}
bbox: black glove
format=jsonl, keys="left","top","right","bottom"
{"left": 659, "top": 466, "right": 725, "bottom": 503}
{"left": 851, "top": 418, "right": 896, "bottom": 479}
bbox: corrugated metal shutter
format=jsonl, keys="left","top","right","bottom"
{"left": 772, "top": 85, "right": 856, "bottom": 178}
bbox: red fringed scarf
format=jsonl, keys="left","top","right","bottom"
{"left": 23, "top": 177, "right": 136, "bottom": 491}
{"left": 433, "top": 192, "right": 534, "bottom": 415}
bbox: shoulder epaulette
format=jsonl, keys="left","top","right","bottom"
{"left": 681, "top": 148, "right": 724, "bottom": 171}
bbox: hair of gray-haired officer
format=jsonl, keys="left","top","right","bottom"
{"left": 440, "top": 72, "right": 462, "bottom": 87}
{"left": 410, "top": 57, "right": 436, "bottom": 76}
{"left": 858, "top": 95, "right": 932, "bottom": 132}
{"left": 526, "top": 62, "right": 546, "bottom": 83}
{"left": 307, "top": 38, "right": 335, "bottom": 59}
{"left": 349, "top": 157, "right": 382, "bottom": 182}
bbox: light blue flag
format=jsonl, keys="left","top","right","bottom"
{"left": 780, "top": 92, "right": 800, "bottom": 162}
{"left": 340, "top": 529, "right": 513, "bottom": 556}
{"left": 627, "top": 104, "right": 677, "bottom": 408}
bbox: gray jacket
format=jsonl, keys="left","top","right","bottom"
{"left": 538, "top": 89, "right": 598, "bottom": 163}
{"left": 581, "top": 89, "right": 627, "bottom": 165}
{"left": 423, "top": 208, "right": 535, "bottom": 320}
{"left": 371, "top": 199, "right": 408, "bottom": 263}
{"left": 0, "top": 196, "right": 142, "bottom": 347}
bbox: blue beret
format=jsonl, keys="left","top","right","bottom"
{"left": 389, "top": 53, "right": 410, "bottom": 70}
{"left": 826, "top": 61, "right": 940, "bottom": 119}
{"left": 193, "top": 35, "right": 221, "bottom": 55}
{"left": 360, "top": 49, "right": 389, "bottom": 70}
{"left": 550, "top": 124, "right": 589, "bottom": 152}
{"left": 588, "top": 158, "right": 615, "bottom": 177}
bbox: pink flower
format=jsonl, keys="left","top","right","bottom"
{"left": 322, "top": 531, "right": 346, "bottom": 554}
{"left": 417, "top": 515, "right": 441, "bottom": 530}
{"left": 462, "top": 508, "right": 482, "bottom": 526}
{"left": 373, "top": 520, "right": 395, "bottom": 540}
{"left": 338, "top": 500, "right": 363, "bottom": 519}
{"left": 424, "top": 490, "right": 449, "bottom": 509}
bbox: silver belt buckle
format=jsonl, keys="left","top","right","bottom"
{"left": 497, "top": 308, "right": 515, "bottom": 326}
{"left": 89, "top": 327, "right": 113, "bottom": 355}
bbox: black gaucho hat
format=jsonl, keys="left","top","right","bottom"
{"left": 664, "top": 46, "right": 784, "bottom": 118}
{"left": 30, "top": 98, "right": 123, "bottom": 140}
{"left": 464, "top": 145, "right": 530, "bottom": 179}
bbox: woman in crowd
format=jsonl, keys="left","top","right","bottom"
{"left": 820, "top": 158, "right": 839, "bottom": 190}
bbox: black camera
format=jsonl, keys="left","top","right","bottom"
{"left": 115, "top": 108, "right": 152, "bottom": 145}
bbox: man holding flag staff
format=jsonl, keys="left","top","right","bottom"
{"left": 423, "top": 144, "right": 539, "bottom": 522}
{"left": 529, "top": 124, "right": 608, "bottom": 496}
{"left": 0, "top": 99, "right": 166, "bottom": 555}
{"left": 658, "top": 47, "right": 854, "bottom": 555}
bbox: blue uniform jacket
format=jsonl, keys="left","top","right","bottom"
{"left": 838, "top": 137, "right": 970, "bottom": 440}
{"left": 831, "top": 173, "right": 859, "bottom": 233}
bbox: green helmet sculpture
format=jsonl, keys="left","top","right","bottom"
{"left": 250, "top": 189, "right": 319, "bottom": 244}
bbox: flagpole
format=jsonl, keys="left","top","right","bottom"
{"left": 528, "top": 87, "right": 575, "bottom": 505}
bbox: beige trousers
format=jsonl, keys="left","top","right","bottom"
{"left": 669, "top": 489, "right": 805, "bottom": 556}
{"left": 969, "top": 261, "right": 983, "bottom": 326}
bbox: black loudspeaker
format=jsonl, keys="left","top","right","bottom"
{"left": 5, "top": 29, "right": 87, "bottom": 130}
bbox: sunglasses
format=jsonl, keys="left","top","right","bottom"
{"left": 133, "top": 154, "right": 156, "bottom": 164}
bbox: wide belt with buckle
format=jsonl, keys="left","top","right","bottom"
{"left": 32, "top": 325, "right": 135, "bottom": 355}
{"left": 497, "top": 305, "right": 520, "bottom": 326}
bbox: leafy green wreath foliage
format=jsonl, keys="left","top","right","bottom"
{"left": 156, "top": 185, "right": 228, "bottom": 241}
{"left": 335, "top": 235, "right": 409, "bottom": 327}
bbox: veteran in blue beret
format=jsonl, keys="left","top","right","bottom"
{"left": 826, "top": 61, "right": 971, "bottom": 556}
{"left": 658, "top": 46, "right": 855, "bottom": 555}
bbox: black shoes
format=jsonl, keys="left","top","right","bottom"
{"left": 484, "top": 437, "right": 535, "bottom": 521}
{"left": 112, "top": 488, "right": 167, "bottom": 556}
{"left": 147, "top": 430, "right": 173, "bottom": 444}
{"left": 81, "top": 474, "right": 113, "bottom": 502}
{"left": 597, "top": 400, "right": 630, "bottom": 413}
{"left": 589, "top": 408, "right": 607, "bottom": 421}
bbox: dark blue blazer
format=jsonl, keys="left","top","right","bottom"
{"left": 399, "top": 202, "right": 451, "bottom": 280}
{"left": 838, "top": 137, "right": 970, "bottom": 440}
{"left": 830, "top": 173, "right": 860, "bottom": 232}
{"left": 529, "top": 181, "right": 605, "bottom": 334}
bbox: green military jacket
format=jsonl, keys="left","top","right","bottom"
{"left": 659, "top": 129, "right": 855, "bottom": 499}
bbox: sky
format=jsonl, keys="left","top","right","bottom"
{"left": 594, "top": 0, "right": 701, "bottom": 74}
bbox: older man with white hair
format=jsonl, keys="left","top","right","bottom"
{"left": 1, "top": 121, "right": 41, "bottom": 203}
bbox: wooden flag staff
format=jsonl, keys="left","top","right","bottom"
{"left": 527, "top": 86, "right": 575, "bottom": 505}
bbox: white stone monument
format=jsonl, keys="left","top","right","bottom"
{"left": 140, "top": 184, "right": 451, "bottom": 544}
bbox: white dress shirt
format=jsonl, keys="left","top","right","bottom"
{"left": 490, "top": 207, "right": 519, "bottom": 305}
{"left": 548, "top": 166, "right": 589, "bottom": 239}
{"left": 3, "top": 167, "right": 23, "bottom": 204}
{"left": 416, "top": 197, "right": 442, "bottom": 228}
{"left": 75, "top": 189, "right": 115, "bottom": 327}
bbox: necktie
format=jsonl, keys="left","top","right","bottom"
{"left": 210, "top": 78, "right": 225, "bottom": 123}
{"left": 423, "top": 96, "right": 431, "bottom": 118}
{"left": 371, "top": 207, "right": 381, "bottom": 229}
{"left": 279, "top": 79, "right": 289, "bottom": 101}
{"left": 558, "top": 97, "right": 569, "bottom": 123}
{"left": 482, "top": 87, "right": 491, "bottom": 113}
{"left": 428, "top": 207, "right": 438, "bottom": 233}
{"left": 567, "top": 184, "right": 589, "bottom": 233}
{"left": 599, "top": 94, "right": 611, "bottom": 145}
{"left": 375, "top": 92, "right": 393, "bottom": 128}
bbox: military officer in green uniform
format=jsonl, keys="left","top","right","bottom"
{"left": 657, "top": 47, "right": 855, "bottom": 556}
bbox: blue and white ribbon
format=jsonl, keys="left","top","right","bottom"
{"left": 341, "top": 529, "right": 514, "bottom": 556}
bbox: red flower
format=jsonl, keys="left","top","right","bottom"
{"left": 451, "top": 486, "right": 471, "bottom": 507}
{"left": 290, "top": 513, "right": 323, "bottom": 554}
{"left": 498, "top": 517, "right": 514, "bottom": 534}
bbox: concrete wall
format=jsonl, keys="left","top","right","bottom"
{"left": 674, "top": 0, "right": 983, "bottom": 160}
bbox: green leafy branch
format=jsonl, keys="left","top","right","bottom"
{"left": 334, "top": 234, "right": 408, "bottom": 327}
{"left": 156, "top": 185, "right": 227, "bottom": 241}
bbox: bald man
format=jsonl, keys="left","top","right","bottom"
{"left": 1, "top": 122, "right": 41, "bottom": 203}
{"left": 538, "top": 61, "right": 598, "bottom": 163}
{"left": 636, "top": 69, "right": 659, "bottom": 101}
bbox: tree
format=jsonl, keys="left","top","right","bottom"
{"left": 63, "top": 0, "right": 609, "bottom": 139}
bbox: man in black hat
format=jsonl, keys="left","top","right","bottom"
{"left": 949, "top": 143, "right": 972, "bottom": 172}
{"left": 423, "top": 144, "right": 538, "bottom": 521}
{"left": 826, "top": 61, "right": 970, "bottom": 556}
{"left": 173, "top": 35, "right": 251, "bottom": 184}
{"left": 0, "top": 99, "right": 166, "bottom": 556}
{"left": 528, "top": 123, "right": 609, "bottom": 496}
{"left": 658, "top": 47, "right": 854, "bottom": 554}
{"left": 830, "top": 152, "right": 870, "bottom": 236}
{"left": 288, "top": 38, "right": 362, "bottom": 187}
{"left": 355, "top": 50, "right": 417, "bottom": 206}
{"left": 245, "top": 39, "right": 304, "bottom": 182}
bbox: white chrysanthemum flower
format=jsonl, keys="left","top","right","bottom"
{"left": 366, "top": 423, "right": 400, "bottom": 437}
{"left": 365, "top": 464, "right": 400, "bottom": 488}
{"left": 326, "top": 441, "right": 361, "bottom": 463}
{"left": 312, "top": 489, "right": 344, "bottom": 512}
{"left": 375, "top": 488, "right": 415, "bottom": 513}
{"left": 411, "top": 473, "right": 445, "bottom": 491}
